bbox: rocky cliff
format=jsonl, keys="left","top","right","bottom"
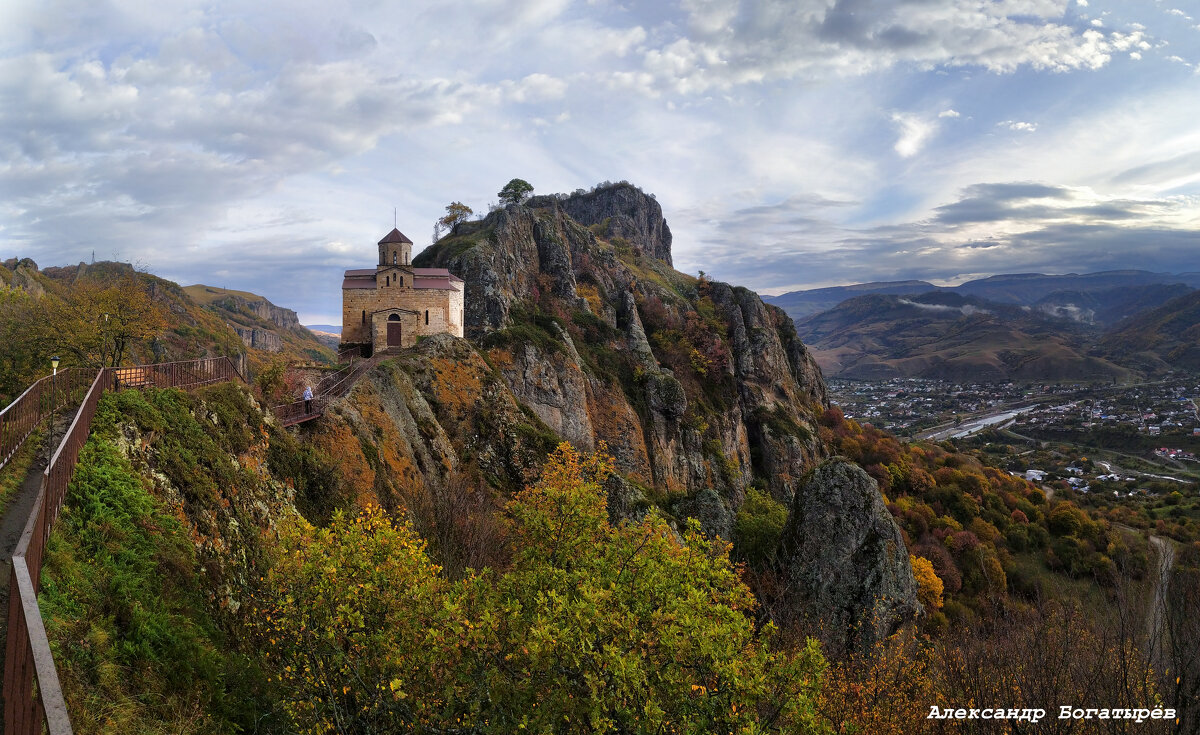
{"left": 410, "top": 184, "right": 825, "bottom": 511}
{"left": 778, "top": 459, "right": 921, "bottom": 654}
{"left": 307, "top": 182, "right": 918, "bottom": 647}
{"left": 528, "top": 182, "right": 674, "bottom": 265}
{"left": 183, "top": 284, "right": 332, "bottom": 364}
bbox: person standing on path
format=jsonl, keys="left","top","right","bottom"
{"left": 303, "top": 385, "right": 313, "bottom": 415}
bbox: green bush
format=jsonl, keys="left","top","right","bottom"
{"left": 40, "top": 438, "right": 273, "bottom": 732}
{"left": 734, "top": 489, "right": 789, "bottom": 565}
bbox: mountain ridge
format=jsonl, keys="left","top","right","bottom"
{"left": 770, "top": 270, "right": 1200, "bottom": 322}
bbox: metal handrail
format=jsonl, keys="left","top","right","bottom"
{"left": 271, "top": 355, "right": 378, "bottom": 426}
{"left": 0, "top": 370, "right": 93, "bottom": 471}
{"left": 2, "top": 356, "right": 245, "bottom": 735}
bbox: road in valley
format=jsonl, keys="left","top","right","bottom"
{"left": 917, "top": 407, "right": 1032, "bottom": 441}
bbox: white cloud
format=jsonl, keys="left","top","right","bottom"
{"left": 1130, "top": 51, "right": 1142, "bottom": 60}
{"left": 892, "top": 113, "right": 937, "bottom": 158}
{"left": 630, "top": 0, "right": 1154, "bottom": 95}
{"left": 1, "top": 0, "right": 1194, "bottom": 321}
{"left": 507, "top": 73, "right": 569, "bottom": 102}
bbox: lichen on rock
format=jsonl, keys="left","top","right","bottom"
{"left": 777, "top": 458, "right": 921, "bottom": 655}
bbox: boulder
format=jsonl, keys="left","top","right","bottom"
{"left": 778, "top": 458, "right": 920, "bottom": 654}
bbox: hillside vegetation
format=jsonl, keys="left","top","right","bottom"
{"left": 24, "top": 183, "right": 1200, "bottom": 733}
{"left": 0, "top": 258, "right": 331, "bottom": 406}
{"left": 797, "top": 292, "right": 1134, "bottom": 382}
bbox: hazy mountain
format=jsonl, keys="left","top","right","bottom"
{"left": 1033, "top": 283, "right": 1195, "bottom": 327}
{"left": 1097, "top": 289, "right": 1200, "bottom": 374}
{"left": 797, "top": 291, "right": 1131, "bottom": 382}
{"left": 764, "top": 280, "right": 938, "bottom": 320}
{"left": 769, "top": 270, "right": 1200, "bottom": 323}
{"left": 952, "top": 270, "right": 1200, "bottom": 304}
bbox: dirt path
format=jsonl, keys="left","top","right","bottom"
{"left": 0, "top": 415, "right": 70, "bottom": 703}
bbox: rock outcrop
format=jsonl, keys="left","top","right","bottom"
{"left": 211, "top": 292, "right": 303, "bottom": 331}
{"left": 0, "top": 258, "right": 47, "bottom": 297}
{"left": 408, "top": 182, "right": 827, "bottom": 527}
{"left": 777, "top": 459, "right": 921, "bottom": 654}
{"left": 530, "top": 183, "right": 674, "bottom": 265}
{"left": 182, "top": 284, "right": 333, "bottom": 366}
{"left": 234, "top": 326, "right": 284, "bottom": 352}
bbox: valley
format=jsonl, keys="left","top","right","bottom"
{"left": 786, "top": 272, "right": 1200, "bottom": 383}
{"left": 832, "top": 376, "right": 1200, "bottom": 480}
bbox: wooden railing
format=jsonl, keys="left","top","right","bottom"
{"left": 2, "top": 357, "right": 244, "bottom": 735}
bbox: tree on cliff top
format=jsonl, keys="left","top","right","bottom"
{"left": 433, "top": 201, "right": 474, "bottom": 241}
{"left": 498, "top": 178, "right": 534, "bottom": 205}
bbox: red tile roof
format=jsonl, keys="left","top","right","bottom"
{"left": 413, "top": 277, "right": 457, "bottom": 290}
{"left": 413, "top": 267, "right": 463, "bottom": 283}
{"left": 378, "top": 228, "right": 413, "bottom": 245}
{"left": 342, "top": 266, "right": 462, "bottom": 290}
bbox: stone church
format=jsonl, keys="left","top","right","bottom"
{"left": 341, "top": 228, "right": 464, "bottom": 353}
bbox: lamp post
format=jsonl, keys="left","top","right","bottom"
{"left": 51, "top": 355, "right": 59, "bottom": 377}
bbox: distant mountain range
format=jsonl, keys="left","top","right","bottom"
{"left": 767, "top": 270, "right": 1200, "bottom": 321}
{"left": 774, "top": 271, "right": 1200, "bottom": 382}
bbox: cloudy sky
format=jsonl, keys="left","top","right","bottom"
{"left": 3, "top": 0, "right": 1199, "bottom": 323}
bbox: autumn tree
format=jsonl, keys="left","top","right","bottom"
{"left": 497, "top": 177, "right": 534, "bottom": 205}
{"left": 39, "top": 274, "right": 168, "bottom": 367}
{"left": 254, "top": 444, "right": 830, "bottom": 734}
{"left": 0, "top": 285, "right": 43, "bottom": 401}
{"left": 910, "top": 555, "right": 944, "bottom": 613}
{"left": 441, "top": 201, "right": 473, "bottom": 230}
{"left": 432, "top": 201, "right": 474, "bottom": 241}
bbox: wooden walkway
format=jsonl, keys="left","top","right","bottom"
{"left": 272, "top": 354, "right": 381, "bottom": 427}
{"left": 0, "top": 351, "right": 383, "bottom": 733}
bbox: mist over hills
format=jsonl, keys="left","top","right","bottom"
{"left": 1097, "top": 289, "right": 1200, "bottom": 375}
{"left": 767, "top": 270, "right": 1200, "bottom": 322}
{"left": 796, "top": 291, "right": 1132, "bottom": 382}
{"left": 776, "top": 270, "right": 1200, "bottom": 381}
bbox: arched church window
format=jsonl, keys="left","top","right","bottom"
{"left": 361, "top": 310, "right": 366, "bottom": 324}
{"left": 425, "top": 310, "right": 429, "bottom": 325}
{"left": 393, "top": 251, "right": 397, "bottom": 265}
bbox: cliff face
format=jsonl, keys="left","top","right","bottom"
{"left": 406, "top": 183, "right": 826, "bottom": 520}
{"left": 183, "top": 285, "right": 332, "bottom": 364}
{"left": 529, "top": 183, "right": 674, "bottom": 265}
{"left": 309, "top": 182, "right": 917, "bottom": 645}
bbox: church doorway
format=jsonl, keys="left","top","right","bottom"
{"left": 387, "top": 314, "right": 403, "bottom": 347}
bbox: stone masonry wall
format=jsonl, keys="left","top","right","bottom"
{"left": 345, "top": 283, "right": 464, "bottom": 349}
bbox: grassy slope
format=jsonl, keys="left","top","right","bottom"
{"left": 38, "top": 384, "right": 346, "bottom": 734}
{"left": 183, "top": 284, "right": 334, "bottom": 369}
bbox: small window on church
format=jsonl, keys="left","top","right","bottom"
{"left": 398, "top": 277, "right": 403, "bottom": 287}
{"left": 361, "top": 310, "right": 366, "bottom": 324}
{"left": 386, "top": 275, "right": 390, "bottom": 286}
{"left": 425, "top": 310, "right": 429, "bottom": 325}
{"left": 393, "top": 251, "right": 397, "bottom": 265}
